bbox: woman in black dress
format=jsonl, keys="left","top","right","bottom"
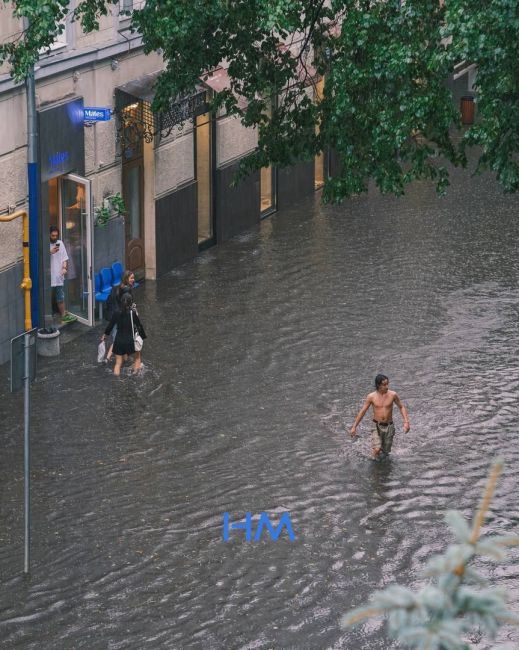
{"left": 105, "top": 270, "right": 136, "bottom": 362}
{"left": 101, "top": 293, "right": 146, "bottom": 376}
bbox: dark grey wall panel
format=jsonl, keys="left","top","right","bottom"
{"left": 216, "top": 162, "right": 260, "bottom": 242}
{"left": 276, "top": 160, "right": 315, "bottom": 211}
{"left": 155, "top": 183, "right": 198, "bottom": 276}
{"left": 39, "top": 98, "right": 85, "bottom": 181}
{"left": 0, "top": 263, "right": 24, "bottom": 366}
{"left": 94, "top": 216, "right": 126, "bottom": 275}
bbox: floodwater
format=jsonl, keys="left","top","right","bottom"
{"left": 1, "top": 163, "right": 519, "bottom": 649}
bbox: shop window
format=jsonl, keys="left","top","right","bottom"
{"left": 196, "top": 113, "right": 213, "bottom": 244}
{"left": 260, "top": 98, "right": 277, "bottom": 215}
{"left": 314, "top": 78, "right": 326, "bottom": 189}
{"left": 261, "top": 166, "right": 276, "bottom": 214}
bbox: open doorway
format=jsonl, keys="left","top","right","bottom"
{"left": 44, "top": 174, "right": 93, "bottom": 325}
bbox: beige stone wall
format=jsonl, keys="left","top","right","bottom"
{"left": 0, "top": 3, "right": 22, "bottom": 76}
{"left": 93, "top": 166, "right": 122, "bottom": 206}
{"left": 217, "top": 115, "right": 257, "bottom": 168}
{"left": 0, "top": 148, "right": 27, "bottom": 270}
{"left": 75, "top": 13, "right": 116, "bottom": 49}
{"left": 155, "top": 134, "right": 195, "bottom": 198}
{"left": 0, "top": 2, "right": 22, "bottom": 43}
{"left": 0, "top": 88, "right": 27, "bottom": 270}
{"left": 0, "top": 91, "right": 26, "bottom": 156}
{"left": 0, "top": 214, "right": 23, "bottom": 269}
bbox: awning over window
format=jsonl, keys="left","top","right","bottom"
{"left": 200, "top": 67, "right": 248, "bottom": 109}
{"left": 115, "top": 71, "right": 207, "bottom": 142}
{"left": 117, "top": 70, "right": 161, "bottom": 104}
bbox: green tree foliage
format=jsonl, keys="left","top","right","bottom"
{"left": 0, "top": 0, "right": 70, "bottom": 74}
{"left": 2, "top": 1, "right": 519, "bottom": 200}
{"left": 342, "top": 460, "right": 519, "bottom": 649}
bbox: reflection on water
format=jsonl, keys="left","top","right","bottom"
{"left": 1, "top": 163, "right": 518, "bottom": 649}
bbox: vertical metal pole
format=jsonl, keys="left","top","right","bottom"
{"left": 23, "top": 333, "right": 31, "bottom": 574}
{"left": 26, "top": 55, "right": 40, "bottom": 327}
{"left": 23, "top": 17, "right": 36, "bottom": 575}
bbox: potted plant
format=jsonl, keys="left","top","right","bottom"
{"left": 94, "top": 192, "right": 126, "bottom": 228}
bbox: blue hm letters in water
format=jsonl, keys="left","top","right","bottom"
{"left": 223, "top": 512, "right": 295, "bottom": 542}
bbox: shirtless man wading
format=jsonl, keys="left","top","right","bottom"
{"left": 350, "top": 374, "right": 410, "bottom": 460}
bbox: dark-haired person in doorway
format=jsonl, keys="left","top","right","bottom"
{"left": 349, "top": 374, "right": 410, "bottom": 460}
{"left": 49, "top": 225, "right": 76, "bottom": 323}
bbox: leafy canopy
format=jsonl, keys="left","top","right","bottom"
{"left": 2, "top": 0, "right": 519, "bottom": 201}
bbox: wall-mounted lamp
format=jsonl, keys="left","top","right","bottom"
{"left": 110, "top": 59, "right": 119, "bottom": 71}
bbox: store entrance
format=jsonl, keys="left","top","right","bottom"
{"left": 46, "top": 174, "right": 94, "bottom": 325}
{"left": 122, "top": 157, "right": 145, "bottom": 272}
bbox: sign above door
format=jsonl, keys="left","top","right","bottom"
{"left": 83, "top": 107, "right": 112, "bottom": 122}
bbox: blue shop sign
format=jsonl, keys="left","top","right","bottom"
{"left": 83, "top": 107, "right": 112, "bottom": 122}
{"left": 48, "top": 150, "right": 70, "bottom": 171}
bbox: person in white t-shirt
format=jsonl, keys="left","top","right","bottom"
{"left": 49, "top": 226, "right": 76, "bottom": 323}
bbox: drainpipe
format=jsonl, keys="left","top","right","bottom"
{"left": 24, "top": 18, "right": 40, "bottom": 327}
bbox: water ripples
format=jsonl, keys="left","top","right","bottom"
{"left": 1, "top": 165, "right": 519, "bottom": 648}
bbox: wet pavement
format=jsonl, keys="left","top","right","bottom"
{"left": 1, "top": 162, "right": 519, "bottom": 649}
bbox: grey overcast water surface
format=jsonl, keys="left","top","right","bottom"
{"left": 1, "top": 164, "right": 519, "bottom": 649}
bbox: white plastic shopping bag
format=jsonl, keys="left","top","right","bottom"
{"left": 97, "top": 339, "right": 106, "bottom": 363}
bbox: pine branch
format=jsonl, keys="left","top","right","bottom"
{"left": 469, "top": 459, "right": 503, "bottom": 544}
{"left": 341, "top": 459, "right": 518, "bottom": 649}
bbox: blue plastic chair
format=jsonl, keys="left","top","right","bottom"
{"left": 95, "top": 273, "right": 109, "bottom": 320}
{"left": 100, "top": 267, "right": 113, "bottom": 294}
{"left": 111, "top": 261, "right": 123, "bottom": 287}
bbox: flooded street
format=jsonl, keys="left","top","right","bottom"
{"left": 1, "top": 163, "right": 519, "bottom": 649}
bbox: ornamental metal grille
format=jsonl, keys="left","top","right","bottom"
{"left": 115, "top": 88, "right": 207, "bottom": 156}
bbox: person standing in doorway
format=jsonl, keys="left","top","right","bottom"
{"left": 349, "top": 374, "right": 410, "bottom": 460}
{"left": 49, "top": 225, "right": 76, "bottom": 323}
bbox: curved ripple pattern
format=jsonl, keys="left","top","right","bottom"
{"left": 0, "top": 165, "right": 518, "bottom": 648}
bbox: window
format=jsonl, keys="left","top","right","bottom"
{"left": 39, "top": 8, "right": 69, "bottom": 54}
{"left": 119, "top": 0, "right": 144, "bottom": 18}
{"left": 119, "top": 0, "right": 133, "bottom": 13}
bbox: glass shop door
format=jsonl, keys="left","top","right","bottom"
{"left": 59, "top": 174, "right": 94, "bottom": 325}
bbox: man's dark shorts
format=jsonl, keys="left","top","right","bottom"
{"left": 52, "top": 285, "right": 65, "bottom": 303}
{"left": 371, "top": 422, "right": 396, "bottom": 453}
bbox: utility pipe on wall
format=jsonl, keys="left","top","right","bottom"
{"left": 0, "top": 210, "right": 32, "bottom": 331}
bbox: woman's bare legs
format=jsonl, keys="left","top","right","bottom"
{"left": 132, "top": 351, "right": 142, "bottom": 372}
{"left": 113, "top": 354, "right": 124, "bottom": 376}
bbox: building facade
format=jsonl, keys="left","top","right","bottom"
{"left": 0, "top": 2, "right": 325, "bottom": 365}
